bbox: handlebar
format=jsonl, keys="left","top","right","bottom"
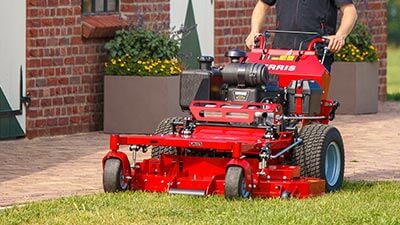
{"left": 306, "top": 37, "right": 330, "bottom": 51}
{"left": 253, "top": 30, "right": 329, "bottom": 51}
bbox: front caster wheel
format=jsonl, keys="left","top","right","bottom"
{"left": 281, "top": 190, "right": 291, "bottom": 199}
{"left": 224, "top": 166, "right": 250, "bottom": 199}
{"left": 103, "top": 158, "right": 129, "bottom": 192}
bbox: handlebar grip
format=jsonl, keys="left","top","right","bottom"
{"left": 306, "top": 37, "right": 329, "bottom": 51}
{"left": 323, "top": 37, "right": 330, "bottom": 45}
{"left": 253, "top": 33, "right": 265, "bottom": 49}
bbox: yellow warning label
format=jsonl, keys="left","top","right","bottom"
{"left": 270, "top": 55, "right": 295, "bottom": 61}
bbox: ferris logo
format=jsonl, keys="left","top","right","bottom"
{"left": 266, "top": 64, "right": 296, "bottom": 72}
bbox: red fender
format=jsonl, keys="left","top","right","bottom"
{"left": 226, "top": 159, "right": 253, "bottom": 193}
{"left": 102, "top": 151, "right": 132, "bottom": 180}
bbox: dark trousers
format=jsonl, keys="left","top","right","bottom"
{"left": 323, "top": 60, "right": 332, "bottom": 72}
{"left": 322, "top": 55, "right": 333, "bottom": 72}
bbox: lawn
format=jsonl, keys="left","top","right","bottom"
{"left": 387, "top": 46, "right": 400, "bottom": 95}
{"left": 1, "top": 181, "right": 400, "bottom": 225}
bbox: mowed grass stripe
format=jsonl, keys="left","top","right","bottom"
{"left": 1, "top": 181, "right": 400, "bottom": 225}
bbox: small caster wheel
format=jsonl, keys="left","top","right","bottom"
{"left": 224, "top": 166, "right": 251, "bottom": 199}
{"left": 281, "top": 190, "right": 291, "bottom": 199}
{"left": 103, "top": 158, "right": 129, "bottom": 192}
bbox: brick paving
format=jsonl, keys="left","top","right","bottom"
{"left": 0, "top": 101, "right": 399, "bottom": 207}
{"left": 331, "top": 102, "right": 400, "bottom": 181}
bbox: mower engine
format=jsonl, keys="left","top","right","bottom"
{"left": 180, "top": 51, "right": 280, "bottom": 109}
{"left": 180, "top": 47, "right": 325, "bottom": 124}
{"left": 102, "top": 31, "right": 344, "bottom": 199}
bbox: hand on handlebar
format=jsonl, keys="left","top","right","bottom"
{"left": 246, "top": 32, "right": 262, "bottom": 49}
{"left": 323, "top": 35, "right": 346, "bottom": 53}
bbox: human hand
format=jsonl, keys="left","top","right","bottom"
{"left": 246, "top": 32, "right": 261, "bottom": 49}
{"left": 324, "top": 35, "right": 346, "bottom": 53}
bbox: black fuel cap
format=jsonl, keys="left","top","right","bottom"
{"left": 197, "top": 56, "right": 214, "bottom": 70}
{"left": 225, "top": 49, "right": 247, "bottom": 63}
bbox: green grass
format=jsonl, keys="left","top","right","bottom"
{"left": 1, "top": 181, "right": 400, "bottom": 225}
{"left": 387, "top": 46, "right": 400, "bottom": 95}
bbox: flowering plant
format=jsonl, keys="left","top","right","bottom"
{"left": 104, "top": 28, "right": 182, "bottom": 76}
{"left": 335, "top": 22, "right": 378, "bottom": 62}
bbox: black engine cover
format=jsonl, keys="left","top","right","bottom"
{"left": 288, "top": 80, "right": 323, "bottom": 115}
{"left": 179, "top": 70, "right": 222, "bottom": 110}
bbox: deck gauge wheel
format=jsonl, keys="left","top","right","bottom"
{"left": 103, "top": 158, "right": 129, "bottom": 192}
{"left": 224, "top": 166, "right": 251, "bottom": 199}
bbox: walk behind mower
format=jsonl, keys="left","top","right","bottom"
{"left": 102, "top": 30, "right": 344, "bottom": 199}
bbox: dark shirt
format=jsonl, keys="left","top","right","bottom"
{"left": 261, "top": 0, "right": 353, "bottom": 50}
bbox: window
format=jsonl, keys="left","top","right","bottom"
{"left": 82, "top": 0, "right": 119, "bottom": 14}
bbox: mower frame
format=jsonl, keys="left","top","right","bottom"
{"left": 102, "top": 32, "right": 342, "bottom": 199}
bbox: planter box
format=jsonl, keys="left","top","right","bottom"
{"left": 329, "top": 62, "right": 379, "bottom": 114}
{"left": 104, "top": 75, "right": 187, "bottom": 134}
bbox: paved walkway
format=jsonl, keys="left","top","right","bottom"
{"left": 1, "top": 102, "right": 399, "bottom": 206}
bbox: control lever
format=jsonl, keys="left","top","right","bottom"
{"left": 320, "top": 46, "right": 328, "bottom": 65}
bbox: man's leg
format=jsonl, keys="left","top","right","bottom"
{"left": 322, "top": 55, "right": 334, "bottom": 73}
{"left": 323, "top": 60, "right": 332, "bottom": 72}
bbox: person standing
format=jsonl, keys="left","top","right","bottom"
{"left": 246, "top": 0, "right": 358, "bottom": 70}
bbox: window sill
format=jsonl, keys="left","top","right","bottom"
{"left": 82, "top": 15, "right": 129, "bottom": 39}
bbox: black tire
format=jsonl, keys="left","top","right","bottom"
{"left": 103, "top": 158, "right": 129, "bottom": 192}
{"left": 151, "top": 117, "right": 185, "bottom": 158}
{"left": 224, "top": 166, "right": 250, "bottom": 199}
{"left": 292, "top": 124, "right": 345, "bottom": 192}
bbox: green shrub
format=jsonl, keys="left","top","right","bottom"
{"left": 104, "top": 28, "right": 182, "bottom": 76}
{"left": 335, "top": 22, "right": 379, "bottom": 62}
{"left": 387, "top": 92, "right": 400, "bottom": 101}
{"left": 388, "top": 0, "right": 400, "bottom": 46}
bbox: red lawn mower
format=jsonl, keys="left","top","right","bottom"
{"left": 102, "top": 30, "right": 344, "bottom": 199}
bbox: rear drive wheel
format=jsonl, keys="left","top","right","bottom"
{"left": 292, "top": 124, "right": 344, "bottom": 192}
{"left": 224, "top": 166, "right": 250, "bottom": 199}
{"left": 151, "top": 117, "right": 185, "bottom": 158}
{"left": 103, "top": 158, "right": 129, "bottom": 192}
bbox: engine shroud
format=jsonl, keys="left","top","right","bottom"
{"left": 179, "top": 54, "right": 281, "bottom": 111}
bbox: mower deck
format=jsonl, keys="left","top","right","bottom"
{"left": 130, "top": 154, "right": 325, "bottom": 198}
{"left": 105, "top": 129, "right": 326, "bottom": 198}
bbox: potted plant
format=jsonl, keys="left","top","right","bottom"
{"left": 103, "top": 28, "right": 186, "bottom": 134}
{"left": 329, "top": 22, "right": 379, "bottom": 114}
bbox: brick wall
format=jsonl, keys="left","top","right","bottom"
{"left": 25, "top": 0, "right": 168, "bottom": 138}
{"left": 120, "top": 0, "right": 169, "bottom": 30}
{"left": 214, "top": 0, "right": 274, "bottom": 64}
{"left": 26, "top": 0, "right": 101, "bottom": 138}
{"left": 355, "top": 0, "right": 387, "bottom": 101}
{"left": 214, "top": 0, "right": 387, "bottom": 100}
